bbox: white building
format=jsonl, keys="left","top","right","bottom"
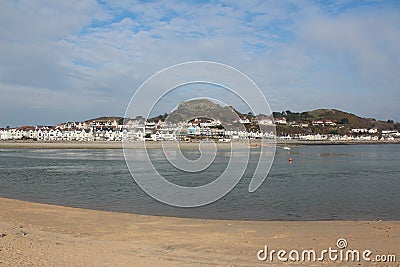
{"left": 351, "top": 128, "right": 368, "bottom": 133}
{"left": 275, "top": 118, "right": 287, "bottom": 125}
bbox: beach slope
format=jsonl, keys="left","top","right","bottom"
{"left": 0, "top": 198, "right": 399, "bottom": 266}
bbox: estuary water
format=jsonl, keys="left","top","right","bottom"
{"left": 0, "top": 144, "right": 399, "bottom": 221}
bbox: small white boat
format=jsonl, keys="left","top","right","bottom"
{"left": 282, "top": 146, "right": 291, "bottom": 151}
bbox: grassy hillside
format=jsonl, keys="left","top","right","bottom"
{"left": 275, "top": 108, "right": 393, "bottom": 130}
{"left": 308, "top": 109, "right": 375, "bottom": 129}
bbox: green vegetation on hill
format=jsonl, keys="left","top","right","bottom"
{"left": 273, "top": 108, "right": 394, "bottom": 130}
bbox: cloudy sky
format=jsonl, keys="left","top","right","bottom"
{"left": 1, "top": 0, "right": 399, "bottom": 126}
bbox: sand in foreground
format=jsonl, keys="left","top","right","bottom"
{"left": 0, "top": 198, "right": 399, "bottom": 266}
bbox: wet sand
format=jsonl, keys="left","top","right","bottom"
{"left": 0, "top": 141, "right": 236, "bottom": 149}
{"left": 0, "top": 197, "right": 399, "bottom": 266}
{"left": 0, "top": 140, "right": 398, "bottom": 150}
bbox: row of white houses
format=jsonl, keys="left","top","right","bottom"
{"left": 1, "top": 122, "right": 399, "bottom": 142}
{"left": 0, "top": 128, "right": 144, "bottom": 142}
{"left": 0, "top": 127, "right": 266, "bottom": 141}
{"left": 2, "top": 127, "right": 399, "bottom": 142}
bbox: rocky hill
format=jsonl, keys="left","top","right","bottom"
{"left": 166, "top": 99, "right": 239, "bottom": 124}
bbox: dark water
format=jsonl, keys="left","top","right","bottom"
{"left": 0, "top": 145, "right": 399, "bottom": 221}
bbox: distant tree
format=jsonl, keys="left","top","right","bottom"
{"left": 339, "top": 118, "right": 349, "bottom": 125}
{"left": 148, "top": 113, "right": 169, "bottom": 122}
{"left": 134, "top": 115, "right": 144, "bottom": 120}
{"left": 387, "top": 119, "right": 394, "bottom": 124}
{"left": 330, "top": 129, "right": 339, "bottom": 135}
{"left": 300, "top": 112, "right": 310, "bottom": 121}
{"left": 6, "top": 126, "right": 10, "bottom": 129}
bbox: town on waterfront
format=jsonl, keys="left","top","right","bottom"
{"left": 1, "top": 99, "right": 399, "bottom": 143}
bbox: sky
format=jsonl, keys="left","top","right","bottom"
{"left": 1, "top": 0, "right": 400, "bottom": 127}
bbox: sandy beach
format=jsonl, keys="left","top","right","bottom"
{"left": 0, "top": 197, "right": 398, "bottom": 266}
{"left": 0, "top": 141, "right": 239, "bottom": 149}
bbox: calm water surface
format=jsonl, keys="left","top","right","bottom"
{"left": 0, "top": 144, "right": 399, "bottom": 220}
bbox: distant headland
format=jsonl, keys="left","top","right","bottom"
{"left": 1, "top": 99, "right": 399, "bottom": 144}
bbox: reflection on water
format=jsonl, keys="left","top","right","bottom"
{"left": 0, "top": 145, "right": 399, "bottom": 221}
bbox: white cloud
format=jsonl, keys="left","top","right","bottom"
{"left": 1, "top": 0, "right": 400, "bottom": 126}
{"left": 295, "top": 6, "right": 400, "bottom": 89}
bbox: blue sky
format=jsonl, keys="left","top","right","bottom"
{"left": 1, "top": 0, "right": 399, "bottom": 126}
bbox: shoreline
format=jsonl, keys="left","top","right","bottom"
{"left": 0, "top": 139, "right": 399, "bottom": 149}
{"left": 0, "top": 197, "right": 399, "bottom": 266}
